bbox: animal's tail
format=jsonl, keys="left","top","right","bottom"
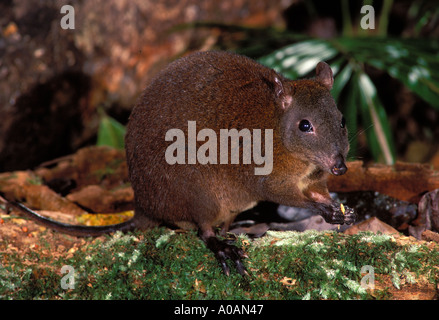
{"left": 6, "top": 200, "right": 136, "bottom": 237}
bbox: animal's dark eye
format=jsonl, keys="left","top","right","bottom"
{"left": 341, "top": 117, "right": 346, "bottom": 128}
{"left": 299, "top": 120, "right": 313, "bottom": 132}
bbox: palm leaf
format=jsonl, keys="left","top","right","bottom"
{"left": 356, "top": 71, "right": 396, "bottom": 164}
{"left": 335, "top": 37, "right": 439, "bottom": 109}
{"left": 259, "top": 39, "right": 338, "bottom": 79}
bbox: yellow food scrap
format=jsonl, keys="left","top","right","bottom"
{"left": 338, "top": 203, "right": 345, "bottom": 230}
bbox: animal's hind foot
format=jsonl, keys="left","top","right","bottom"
{"left": 204, "top": 236, "right": 248, "bottom": 276}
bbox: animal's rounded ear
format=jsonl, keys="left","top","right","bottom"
{"left": 315, "top": 61, "right": 333, "bottom": 90}
{"left": 274, "top": 76, "right": 293, "bottom": 110}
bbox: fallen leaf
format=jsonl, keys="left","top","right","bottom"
{"left": 344, "top": 217, "right": 400, "bottom": 236}
{"left": 421, "top": 230, "right": 439, "bottom": 243}
{"left": 280, "top": 277, "right": 296, "bottom": 286}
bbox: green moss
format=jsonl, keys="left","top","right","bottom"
{"left": 1, "top": 228, "right": 438, "bottom": 299}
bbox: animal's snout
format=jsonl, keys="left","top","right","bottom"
{"left": 331, "top": 155, "right": 347, "bottom": 176}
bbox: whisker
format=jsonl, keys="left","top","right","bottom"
{"left": 347, "top": 124, "right": 375, "bottom": 162}
{"left": 347, "top": 154, "right": 364, "bottom": 161}
{"left": 348, "top": 124, "right": 374, "bottom": 144}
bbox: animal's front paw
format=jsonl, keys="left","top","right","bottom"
{"left": 322, "top": 203, "right": 356, "bottom": 225}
